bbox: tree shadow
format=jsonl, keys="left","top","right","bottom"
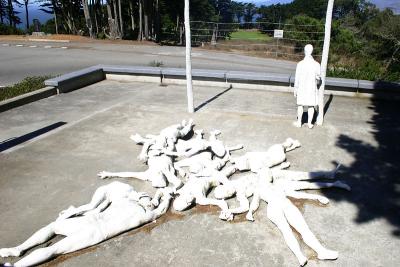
{"left": 322, "top": 87, "right": 400, "bottom": 237}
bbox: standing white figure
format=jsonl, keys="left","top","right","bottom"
{"left": 0, "top": 182, "right": 173, "bottom": 267}
{"left": 294, "top": 44, "right": 321, "bottom": 129}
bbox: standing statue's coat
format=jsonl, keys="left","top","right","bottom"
{"left": 294, "top": 56, "right": 321, "bottom": 106}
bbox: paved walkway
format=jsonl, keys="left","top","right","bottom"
{"left": 0, "top": 80, "right": 399, "bottom": 266}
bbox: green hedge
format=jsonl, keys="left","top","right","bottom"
{"left": 0, "top": 76, "right": 53, "bottom": 102}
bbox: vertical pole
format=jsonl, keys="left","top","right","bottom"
{"left": 317, "top": 0, "right": 334, "bottom": 125}
{"left": 185, "top": 0, "right": 194, "bottom": 113}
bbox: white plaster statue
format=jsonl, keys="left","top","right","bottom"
{"left": 230, "top": 138, "right": 301, "bottom": 172}
{"left": 215, "top": 167, "right": 350, "bottom": 266}
{"left": 293, "top": 44, "right": 321, "bottom": 129}
{"left": 164, "top": 130, "right": 243, "bottom": 159}
{"left": 98, "top": 151, "right": 183, "bottom": 189}
{"left": 174, "top": 130, "right": 243, "bottom": 178}
{"left": 173, "top": 165, "right": 237, "bottom": 219}
{"left": 131, "top": 119, "right": 194, "bottom": 162}
{"left": 98, "top": 122, "right": 195, "bottom": 189}
{"left": 0, "top": 182, "right": 173, "bottom": 267}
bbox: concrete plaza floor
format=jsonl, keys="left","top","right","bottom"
{"left": 0, "top": 80, "right": 399, "bottom": 266}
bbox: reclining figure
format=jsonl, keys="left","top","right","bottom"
{"left": 0, "top": 182, "right": 173, "bottom": 267}
{"left": 98, "top": 121, "right": 195, "bottom": 189}
{"left": 215, "top": 167, "right": 350, "bottom": 266}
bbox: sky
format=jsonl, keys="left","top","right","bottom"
{"left": 14, "top": 0, "right": 400, "bottom": 29}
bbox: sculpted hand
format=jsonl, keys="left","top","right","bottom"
{"left": 138, "top": 153, "right": 148, "bottom": 162}
{"left": 98, "top": 171, "right": 111, "bottom": 179}
{"left": 57, "top": 205, "right": 76, "bottom": 220}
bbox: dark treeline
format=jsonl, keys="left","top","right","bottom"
{"left": 257, "top": 0, "right": 399, "bottom": 81}
{"left": 0, "top": 0, "right": 398, "bottom": 81}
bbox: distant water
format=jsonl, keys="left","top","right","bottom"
{"left": 15, "top": 5, "right": 52, "bottom": 29}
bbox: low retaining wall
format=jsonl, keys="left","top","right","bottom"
{"left": 45, "top": 65, "right": 400, "bottom": 98}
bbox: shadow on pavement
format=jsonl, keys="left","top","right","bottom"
{"left": 323, "top": 86, "right": 400, "bottom": 237}
{"left": 0, "top": 122, "right": 67, "bottom": 152}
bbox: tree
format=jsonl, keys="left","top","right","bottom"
{"left": 23, "top": 0, "right": 29, "bottom": 30}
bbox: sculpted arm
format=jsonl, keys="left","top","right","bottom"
{"left": 151, "top": 188, "right": 174, "bottom": 219}
{"left": 58, "top": 186, "right": 109, "bottom": 220}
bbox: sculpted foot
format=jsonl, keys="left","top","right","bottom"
{"left": 307, "top": 123, "right": 314, "bottom": 129}
{"left": 317, "top": 249, "right": 338, "bottom": 260}
{"left": 0, "top": 247, "right": 21, "bottom": 257}
{"left": 298, "top": 255, "right": 308, "bottom": 266}
{"left": 317, "top": 196, "right": 330, "bottom": 205}
{"left": 219, "top": 210, "right": 233, "bottom": 221}
{"left": 246, "top": 212, "right": 255, "bottom": 222}
{"left": 293, "top": 121, "right": 302, "bottom": 128}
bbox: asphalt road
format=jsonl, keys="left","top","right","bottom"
{"left": 0, "top": 40, "right": 296, "bottom": 86}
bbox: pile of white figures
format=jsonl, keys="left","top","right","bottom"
{"left": 0, "top": 119, "right": 351, "bottom": 267}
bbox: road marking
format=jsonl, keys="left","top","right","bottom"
{"left": 2, "top": 44, "right": 10, "bottom": 46}
{"left": 16, "top": 44, "right": 24, "bottom": 47}
{"left": 29, "top": 45, "right": 37, "bottom": 48}
{"left": 60, "top": 46, "right": 68, "bottom": 49}
{"left": 44, "top": 45, "right": 52, "bottom": 49}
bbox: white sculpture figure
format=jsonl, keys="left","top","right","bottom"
{"left": 172, "top": 131, "right": 243, "bottom": 180}
{"left": 98, "top": 122, "right": 195, "bottom": 189}
{"left": 216, "top": 168, "right": 349, "bottom": 266}
{"left": 0, "top": 182, "right": 173, "bottom": 267}
{"left": 165, "top": 130, "right": 242, "bottom": 159}
{"left": 131, "top": 119, "right": 194, "bottom": 162}
{"left": 173, "top": 165, "right": 237, "bottom": 219}
{"left": 293, "top": 44, "right": 321, "bottom": 129}
{"left": 98, "top": 150, "right": 183, "bottom": 189}
{"left": 230, "top": 138, "right": 301, "bottom": 172}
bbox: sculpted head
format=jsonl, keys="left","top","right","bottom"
{"left": 304, "top": 44, "right": 313, "bottom": 56}
{"left": 173, "top": 194, "right": 194, "bottom": 211}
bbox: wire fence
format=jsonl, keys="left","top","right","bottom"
{"left": 161, "top": 20, "right": 325, "bottom": 61}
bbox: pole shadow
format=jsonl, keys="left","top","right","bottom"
{"left": 194, "top": 85, "right": 233, "bottom": 112}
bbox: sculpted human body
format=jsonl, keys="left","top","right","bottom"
{"left": 294, "top": 44, "right": 321, "bottom": 129}
{"left": 98, "top": 121, "right": 195, "bottom": 189}
{"left": 0, "top": 182, "right": 173, "bottom": 267}
{"left": 231, "top": 138, "right": 300, "bottom": 172}
{"left": 216, "top": 168, "right": 350, "bottom": 266}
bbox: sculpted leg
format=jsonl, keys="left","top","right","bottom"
{"left": 97, "top": 171, "right": 150, "bottom": 181}
{"left": 294, "top": 106, "right": 303, "bottom": 128}
{"left": 288, "top": 181, "right": 351, "bottom": 192}
{"left": 307, "top": 107, "right": 315, "bottom": 128}
{"left": 267, "top": 203, "right": 308, "bottom": 266}
{"left": 272, "top": 165, "right": 341, "bottom": 181}
{"left": 283, "top": 202, "right": 338, "bottom": 261}
{"left": 13, "top": 230, "right": 102, "bottom": 267}
{"left": 0, "top": 223, "right": 56, "bottom": 258}
{"left": 162, "top": 168, "right": 183, "bottom": 190}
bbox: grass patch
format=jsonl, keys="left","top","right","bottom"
{"left": 0, "top": 76, "right": 53, "bottom": 102}
{"left": 148, "top": 60, "right": 164, "bottom": 67}
{"left": 229, "top": 30, "right": 271, "bottom": 41}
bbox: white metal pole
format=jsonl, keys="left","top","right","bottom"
{"left": 317, "top": 0, "right": 334, "bottom": 125}
{"left": 184, "top": 0, "right": 194, "bottom": 113}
